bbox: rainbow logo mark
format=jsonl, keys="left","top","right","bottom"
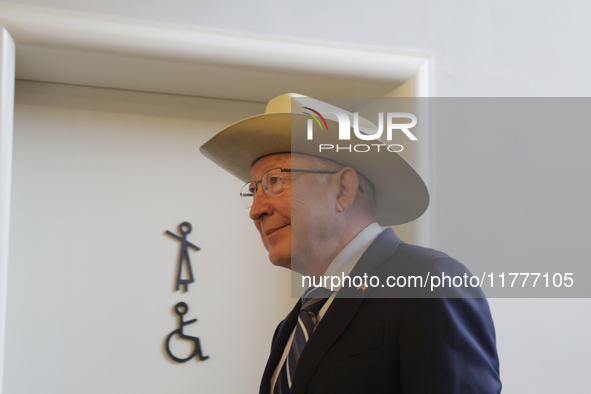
{"left": 303, "top": 107, "right": 329, "bottom": 131}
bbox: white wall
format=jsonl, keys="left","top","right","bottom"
{"left": 2, "top": 0, "right": 591, "bottom": 392}
{"left": 5, "top": 80, "right": 292, "bottom": 393}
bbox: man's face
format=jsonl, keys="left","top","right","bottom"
{"left": 249, "top": 153, "right": 338, "bottom": 274}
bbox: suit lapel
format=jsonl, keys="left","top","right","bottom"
{"left": 290, "top": 228, "right": 403, "bottom": 394}
{"left": 259, "top": 299, "right": 301, "bottom": 394}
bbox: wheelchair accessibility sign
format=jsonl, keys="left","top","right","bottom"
{"left": 165, "top": 302, "right": 209, "bottom": 362}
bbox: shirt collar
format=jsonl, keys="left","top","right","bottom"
{"left": 322, "top": 222, "right": 383, "bottom": 291}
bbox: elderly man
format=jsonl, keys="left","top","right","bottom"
{"left": 201, "top": 94, "right": 501, "bottom": 394}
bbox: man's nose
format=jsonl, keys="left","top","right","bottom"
{"left": 249, "top": 188, "right": 272, "bottom": 220}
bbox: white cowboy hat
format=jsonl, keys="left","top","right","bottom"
{"left": 199, "top": 93, "right": 429, "bottom": 226}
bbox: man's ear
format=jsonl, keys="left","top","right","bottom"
{"left": 334, "top": 167, "right": 359, "bottom": 213}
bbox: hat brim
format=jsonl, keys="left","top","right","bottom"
{"left": 200, "top": 113, "right": 429, "bottom": 226}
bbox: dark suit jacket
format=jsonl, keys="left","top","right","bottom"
{"left": 260, "top": 228, "right": 501, "bottom": 394}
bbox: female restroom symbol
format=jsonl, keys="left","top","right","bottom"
{"left": 165, "top": 222, "right": 199, "bottom": 292}
{"left": 165, "top": 302, "right": 209, "bottom": 362}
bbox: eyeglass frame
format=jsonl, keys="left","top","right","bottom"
{"left": 240, "top": 167, "right": 364, "bottom": 209}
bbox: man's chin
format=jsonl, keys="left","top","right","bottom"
{"left": 268, "top": 253, "right": 291, "bottom": 270}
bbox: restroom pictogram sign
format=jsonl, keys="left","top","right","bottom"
{"left": 165, "top": 221, "right": 199, "bottom": 292}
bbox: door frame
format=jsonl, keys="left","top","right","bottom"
{"left": 0, "top": 5, "right": 432, "bottom": 390}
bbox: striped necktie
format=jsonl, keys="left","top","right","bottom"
{"left": 274, "top": 287, "right": 333, "bottom": 394}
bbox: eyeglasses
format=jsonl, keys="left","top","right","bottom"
{"left": 240, "top": 167, "right": 339, "bottom": 208}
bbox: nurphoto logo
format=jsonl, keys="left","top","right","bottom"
{"left": 303, "top": 108, "right": 418, "bottom": 154}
